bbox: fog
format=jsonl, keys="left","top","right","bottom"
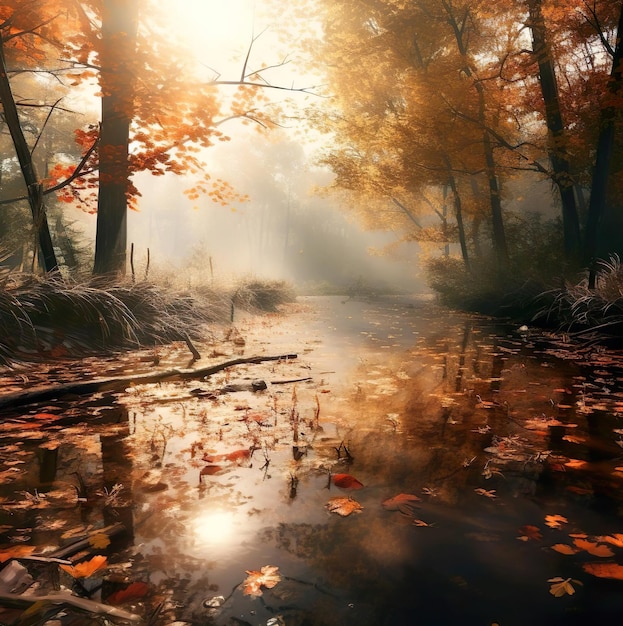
{"left": 119, "top": 127, "right": 426, "bottom": 294}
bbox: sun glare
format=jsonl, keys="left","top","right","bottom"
{"left": 193, "top": 509, "right": 237, "bottom": 548}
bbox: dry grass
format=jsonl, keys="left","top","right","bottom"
{"left": 0, "top": 269, "right": 295, "bottom": 364}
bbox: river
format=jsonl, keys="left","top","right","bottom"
{"left": 1, "top": 295, "right": 623, "bottom": 625}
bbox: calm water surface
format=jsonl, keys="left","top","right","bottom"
{"left": 1, "top": 295, "right": 623, "bottom": 625}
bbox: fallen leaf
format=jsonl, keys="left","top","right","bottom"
{"left": 548, "top": 577, "right": 581, "bottom": 597}
{"left": 243, "top": 565, "right": 281, "bottom": 597}
{"left": 551, "top": 544, "right": 579, "bottom": 555}
{"left": 200, "top": 465, "right": 224, "bottom": 476}
{"left": 412, "top": 519, "right": 434, "bottom": 527}
{"left": 573, "top": 539, "right": 614, "bottom": 557}
{"left": 474, "top": 488, "right": 497, "bottom": 499}
{"left": 583, "top": 562, "right": 623, "bottom": 580}
{"left": 598, "top": 534, "right": 623, "bottom": 548}
{"left": 565, "top": 459, "right": 588, "bottom": 469}
{"left": 325, "top": 496, "right": 363, "bottom": 517}
{"left": 382, "top": 493, "right": 421, "bottom": 513}
{"left": 545, "top": 514, "right": 568, "bottom": 529}
{"left": 107, "top": 581, "right": 150, "bottom": 605}
{"left": 332, "top": 474, "right": 364, "bottom": 489}
{"left": 60, "top": 555, "right": 108, "bottom": 579}
{"left": 89, "top": 534, "right": 111, "bottom": 550}
{"left": 204, "top": 449, "right": 252, "bottom": 463}
{"left": 0, "top": 545, "right": 35, "bottom": 563}
{"left": 517, "top": 525, "right": 542, "bottom": 541}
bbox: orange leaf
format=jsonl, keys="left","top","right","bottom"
{"left": 325, "top": 496, "right": 363, "bottom": 516}
{"left": 518, "top": 525, "right": 542, "bottom": 541}
{"left": 0, "top": 545, "right": 35, "bottom": 563}
{"left": 107, "top": 581, "right": 150, "bottom": 605}
{"left": 242, "top": 565, "right": 281, "bottom": 597}
{"left": 551, "top": 544, "right": 579, "bottom": 555}
{"left": 34, "top": 412, "right": 59, "bottom": 420}
{"left": 60, "top": 555, "right": 108, "bottom": 578}
{"left": 382, "top": 493, "right": 421, "bottom": 512}
{"left": 545, "top": 514, "right": 568, "bottom": 529}
{"left": 583, "top": 562, "right": 623, "bottom": 580}
{"left": 573, "top": 539, "right": 614, "bottom": 557}
{"left": 200, "top": 465, "right": 223, "bottom": 476}
{"left": 332, "top": 474, "right": 364, "bottom": 489}
{"left": 599, "top": 534, "right": 623, "bottom": 548}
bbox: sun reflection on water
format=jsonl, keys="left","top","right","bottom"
{"left": 193, "top": 510, "right": 237, "bottom": 549}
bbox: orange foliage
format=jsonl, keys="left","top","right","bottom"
{"left": 60, "top": 555, "right": 108, "bottom": 578}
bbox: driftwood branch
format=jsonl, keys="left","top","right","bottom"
{"left": 0, "top": 353, "right": 298, "bottom": 412}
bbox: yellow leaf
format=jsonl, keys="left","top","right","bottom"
{"left": 89, "top": 534, "right": 111, "bottom": 550}
{"left": 60, "top": 555, "right": 108, "bottom": 579}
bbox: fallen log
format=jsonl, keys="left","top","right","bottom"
{"left": 0, "top": 353, "right": 297, "bottom": 412}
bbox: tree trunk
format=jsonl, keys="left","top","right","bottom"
{"left": 585, "top": 4, "right": 623, "bottom": 287}
{"left": 442, "top": 157, "right": 470, "bottom": 268}
{"left": 93, "top": 0, "right": 139, "bottom": 276}
{"left": 0, "top": 33, "right": 58, "bottom": 274}
{"left": 527, "top": 0, "right": 581, "bottom": 265}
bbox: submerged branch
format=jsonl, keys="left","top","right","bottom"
{"left": 0, "top": 353, "right": 298, "bottom": 411}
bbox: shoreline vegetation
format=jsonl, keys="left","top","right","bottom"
{"left": 1, "top": 256, "right": 623, "bottom": 368}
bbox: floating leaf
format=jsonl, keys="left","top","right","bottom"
{"left": 325, "top": 496, "right": 363, "bottom": 517}
{"left": 583, "top": 562, "right": 623, "bottom": 580}
{"left": 548, "top": 577, "right": 581, "bottom": 597}
{"left": 0, "top": 545, "right": 35, "bottom": 563}
{"left": 517, "top": 525, "right": 542, "bottom": 541}
{"left": 565, "top": 459, "right": 588, "bottom": 469}
{"left": 200, "top": 465, "right": 224, "bottom": 476}
{"left": 545, "top": 514, "right": 568, "bottom": 529}
{"left": 412, "top": 519, "right": 434, "bottom": 527}
{"left": 332, "top": 474, "right": 364, "bottom": 489}
{"left": 107, "top": 581, "right": 150, "bottom": 604}
{"left": 33, "top": 412, "right": 59, "bottom": 420}
{"left": 474, "top": 488, "right": 497, "bottom": 499}
{"left": 60, "top": 555, "right": 108, "bottom": 579}
{"left": 551, "top": 544, "right": 579, "bottom": 555}
{"left": 382, "top": 493, "right": 421, "bottom": 513}
{"left": 89, "top": 534, "right": 111, "bottom": 550}
{"left": 573, "top": 539, "right": 614, "bottom": 557}
{"left": 243, "top": 565, "right": 281, "bottom": 597}
{"left": 204, "top": 449, "right": 252, "bottom": 463}
{"left": 598, "top": 534, "right": 623, "bottom": 548}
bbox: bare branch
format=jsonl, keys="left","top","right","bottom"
{"left": 31, "top": 98, "right": 63, "bottom": 156}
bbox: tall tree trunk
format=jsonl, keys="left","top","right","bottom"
{"left": 442, "top": 0, "right": 508, "bottom": 267}
{"left": 585, "top": 4, "right": 623, "bottom": 287}
{"left": 93, "top": 0, "right": 139, "bottom": 276}
{"left": 442, "top": 157, "right": 469, "bottom": 268}
{"left": 0, "top": 33, "right": 58, "bottom": 274}
{"left": 527, "top": 0, "right": 581, "bottom": 265}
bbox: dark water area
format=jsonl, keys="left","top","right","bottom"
{"left": 1, "top": 295, "right": 623, "bottom": 625}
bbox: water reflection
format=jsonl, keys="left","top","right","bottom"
{"left": 1, "top": 296, "right": 623, "bottom": 624}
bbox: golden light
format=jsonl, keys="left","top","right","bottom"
{"left": 193, "top": 509, "right": 237, "bottom": 548}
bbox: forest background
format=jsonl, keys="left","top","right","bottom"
{"left": 1, "top": 0, "right": 623, "bottom": 338}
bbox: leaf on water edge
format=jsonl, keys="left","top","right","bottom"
{"left": 545, "top": 514, "right": 568, "bottom": 529}
{"left": 89, "top": 533, "right": 111, "bottom": 550}
{"left": 243, "top": 565, "right": 281, "bottom": 597}
{"left": 551, "top": 544, "right": 579, "bottom": 555}
{"left": 33, "top": 412, "right": 59, "bottom": 420}
{"left": 0, "top": 545, "right": 35, "bottom": 563}
{"left": 325, "top": 496, "right": 363, "bottom": 517}
{"left": 382, "top": 493, "right": 421, "bottom": 511}
{"left": 60, "top": 555, "right": 108, "bottom": 579}
{"left": 517, "top": 525, "right": 542, "bottom": 541}
{"left": 107, "top": 581, "right": 150, "bottom": 605}
{"left": 332, "top": 473, "right": 364, "bottom": 489}
{"left": 474, "top": 488, "right": 497, "bottom": 499}
{"left": 573, "top": 538, "right": 614, "bottom": 557}
{"left": 583, "top": 562, "right": 623, "bottom": 580}
{"left": 548, "top": 577, "right": 581, "bottom": 597}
